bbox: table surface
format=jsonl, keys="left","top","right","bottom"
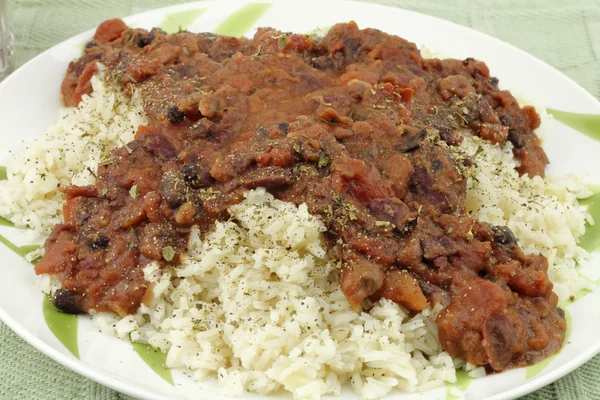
{"left": 1, "top": 0, "right": 599, "bottom": 399}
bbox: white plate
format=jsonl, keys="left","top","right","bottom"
{"left": 1, "top": 1, "right": 599, "bottom": 399}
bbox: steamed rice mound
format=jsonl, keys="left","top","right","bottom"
{"left": 1, "top": 73, "right": 594, "bottom": 399}
{"left": 95, "top": 189, "right": 457, "bottom": 399}
{"left": 459, "top": 135, "right": 594, "bottom": 303}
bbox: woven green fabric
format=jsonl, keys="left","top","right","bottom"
{"left": 1, "top": 0, "right": 599, "bottom": 399}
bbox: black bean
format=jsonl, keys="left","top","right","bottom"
{"left": 136, "top": 35, "right": 146, "bottom": 48}
{"left": 499, "top": 114, "right": 513, "bottom": 127}
{"left": 167, "top": 106, "right": 185, "bottom": 124}
{"left": 277, "top": 122, "right": 289, "bottom": 135}
{"left": 432, "top": 159, "right": 443, "bottom": 170}
{"left": 85, "top": 40, "right": 98, "bottom": 49}
{"left": 182, "top": 164, "right": 212, "bottom": 189}
{"left": 87, "top": 235, "right": 109, "bottom": 250}
{"left": 492, "top": 225, "right": 518, "bottom": 246}
{"left": 52, "top": 289, "right": 84, "bottom": 314}
{"left": 489, "top": 76, "right": 499, "bottom": 88}
{"left": 507, "top": 129, "right": 526, "bottom": 149}
{"left": 145, "top": 29, "right": 157, "bottom": 46}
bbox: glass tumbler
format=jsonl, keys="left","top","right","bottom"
{"left": 0, "top": 0, "right": 13, "bottom": 78}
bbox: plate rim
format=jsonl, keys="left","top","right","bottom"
{"left": 0, "top": 1, "right": 599, "bottom": 399}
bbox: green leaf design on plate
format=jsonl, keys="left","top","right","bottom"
{"left": 79, "top": 39, "right": 88, "bottom": 54}
{"left": 0, "top": 168, "right": 14, "bottom": 227}
{"left": 306, "top": 25, "right": 332, "bottom": 37}
{"left": 42, "top": 295, "right": 79, "bottom": 358}
{"left": 0, "top": 234, "right": 39, "bottom": 260}
{"left": 0, "top": 216, "right": 14, "bottom": 227}
{"left": 547, "top": 109, "right": 600, "bottom": 142}
{"left": 525, "top": 308, "right": 572, "bottom": 379}
{"left": 578, "top": 185, "right": 600, "bottom": 252}
{"left": 446, "top": 369, "right": 473, "bottom": 399}
{"left": 561, "top": 270, "right": 600, "bottom": 308}
{"left": 132, "top": 342, "right": 174, "bottom": 385}
{"left": 569, "top": 288, "right": 592, "bottom": 303}
{"left": 213, "top": 3, "right": 273, "bottom": 37}
{"left": 159, "top": 8, "right": 207, "bottom": 34}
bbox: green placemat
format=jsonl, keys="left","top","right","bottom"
{"left": 1, "top": 1, "right": 599, "bottom": 399}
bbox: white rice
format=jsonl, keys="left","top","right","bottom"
{"left": 1, "top": 73, "right": 594, "bottom": 398}
{"left": 461, "top": 136, "right": 594, "bottom": 303}
{"left": 0, "top": 68, "right": 146, "bottom": 236}
{"left": 95, "top": 188, "right": 457, "bottom": 399}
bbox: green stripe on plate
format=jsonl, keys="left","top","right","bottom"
{"left": 548, "top": 109, "right": 600, "bottom": 142}
{"left": 159, "top": 8, "right": 207, "bottom": 34}
{"left": 0, "top": 216, "right": 14, "bottom": 227}
{"left": 0, "top": 234, "right": 39, "bottom": 260}
{"left": 133, "top": 342, "right": 174, "bottom": 385}
{"left": 525, "top": 309, "right": 572, "bottom": 379}
{"left": 43, "top": 295, "right": 79, "bottom": 359}
{"left": 213, "top": 3, "right": 272, "bottom": 37}
{"left": 79, "top": 39, "right": 88, "bottom": 54}
{"left": 0, "top": 167, "right": 12, "bottom": 226}
{"left": 559, "top": 273, "right": 598, "bottom": 308}
{"left": 578, "top": 185, "right": 600, "bottom": 253}
{"left": 563, "top": 286, "right": 594, "bottom": 306}
{"left": 306, "top": 25, "right": 332, "bottom": 38}
{"left": 446, "top": 369, "right": 473, "bottom": 400}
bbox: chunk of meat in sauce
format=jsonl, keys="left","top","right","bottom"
{"left": 38, "top": 19, "right": 562, "bottom": 373}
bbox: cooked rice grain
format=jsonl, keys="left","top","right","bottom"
{"left": 460, "top": 135, "right": 595, "bottom": 303}
{"left": 0, "top": 69, "right": 146, "bottom": 235}
{"left": 95, "top": 189, "right": 457, "bottom": 399}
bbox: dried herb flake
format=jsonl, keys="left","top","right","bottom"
{"left": 278, "top": 36, "right": 287, "bottom": 50}
{"left": 129, "top": 184, "right": 138, "bottom": 199}
{"left": 162, "top": 246, "right": 175, "bottom": 262}
{"left": 318, "top": 154, "right": 330, "bottom": 168}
